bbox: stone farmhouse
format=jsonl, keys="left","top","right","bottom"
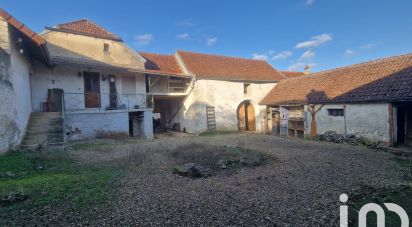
{"left": 0, "top": 8, "right": 411, "bottom": 152}
{"left": 261, "top": 54, "right": 412, "bottom": 146}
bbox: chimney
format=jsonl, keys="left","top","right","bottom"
{"left": 304, "top": 65, "right": 311, "bottom": 75}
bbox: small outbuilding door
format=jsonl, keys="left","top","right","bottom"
{"left": 237, "top": 101, "right": 256, "bottom": 131}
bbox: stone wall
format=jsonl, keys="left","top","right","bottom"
{"left": 64, "top": 111, "right": 129, "bottom": 141}
{"left": 64, "top": 110, "right": 153, "bottom": 141}
{"left": 170, "top": 79, "right": 276, "bottom": 134}
{"left": 0, "top": 21, "right": 32, "bottom": 153}
{"left": 304, "top": 103, "right": 390, "bottom": 143}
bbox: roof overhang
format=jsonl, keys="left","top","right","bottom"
{"left": 49, "top": 57, "right": 194, "bottom": 78}
{"left": 0, "top": 8, "right": 50, "bottom": 66}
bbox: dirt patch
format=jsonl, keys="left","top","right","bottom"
{"left": 170, "top": 144, "right": 273, "bottom": 178}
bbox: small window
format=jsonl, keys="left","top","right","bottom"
{"left": 103, "top": 43, "right": 110, "bottom": 54}
{"left": 244, "top": 83, "right": 250, "bottom": 94}
{"left": 328, "top": 109, "right": 344, "bottom": 116}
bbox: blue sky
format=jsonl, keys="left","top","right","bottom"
{"left": 2, "top": 0, "right": 412, "bottom": 72}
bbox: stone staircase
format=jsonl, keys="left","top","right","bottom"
{"left": 21, "top": 112, "right": 65, "bottom": 150}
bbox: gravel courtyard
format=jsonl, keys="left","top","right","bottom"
{"left": 3, "top": 133, "right": 410, "bottom": 226}
{"left": 68, "top": 133, "right": 409, "bottom": 226}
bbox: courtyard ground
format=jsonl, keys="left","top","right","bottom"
{"left": 0, "top": 133, "right": 411, "bottom": 226}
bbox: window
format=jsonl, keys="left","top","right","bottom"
{"left": 243, "top": 83, "right": 250, "bottom": 94}
{"left": 103, "top": 43, "right": 110, "bottom": 54}
{"left": 328, "top": 109, "right": 344, "bottom": 116}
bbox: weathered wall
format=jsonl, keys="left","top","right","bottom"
{"left": 170, "top": 79, "right": 276, "bottom": 134}
{"left": 0, "top": 21, "right": 33, "bottom": 152}
{"left": 41, "top": 30, "right": 145, "bottom": 70}
{"left": 304, "top": 103, "right": 390, "bottom": 143}
{"left": 64, "top": 112, "right": 129, "bottom": 141}
{"left": 64, "top": 110, "right": 153, "bottom": 141}
{"left": 31, "top": 63, "right": 146, "bottom": 112}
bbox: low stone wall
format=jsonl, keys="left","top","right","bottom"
{"left": 64, "top": 112, "right": 129, "bottom": 141}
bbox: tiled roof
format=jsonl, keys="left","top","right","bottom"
{"left": 140, "top": 52, "right": 185, "bottom": 76}
{"left": 176, "top": 50, "right": 286, "bottom": 82}
{"left": 280, "top": 71, "right": 305, "bottom": 79}
{"left": 261, "top": 53, "right": 412, "bottom": 105}
{"left": 52, "top": 19, "right": 122, "bottom": 41}
{"left": 0, "top": 8, "right": 45, "bottom": 46}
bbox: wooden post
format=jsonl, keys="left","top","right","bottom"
{"left": 308, "top": 104, "right": 324, "bottom": 137}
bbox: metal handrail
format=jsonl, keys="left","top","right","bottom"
{"left": 63, "top": 92, "right": 147, "bottom": 113}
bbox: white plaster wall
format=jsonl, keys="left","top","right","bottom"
{"left": 64, "top": 112, "right": 129, "bottom": 141}
{"left": 170, "top": 79, "right": 276, "bottom": 134}
{"left": 304, "top": 103, "right": 390, "bottom": 143}
{"left": 143, "top": 111, "right": 154, "bottom": 139}
{"left": 31, "top": 63, "right": 146, "bottom": 112}
{"left": 41, "top": 30, "right": 145, "bottom": 70}
{"left": 0, "top": 21, "right": 33, "bottom": 152}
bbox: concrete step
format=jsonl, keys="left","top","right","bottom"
{"left": 23, "top": 112, "right": 65, "bottom": 149}
{"left": 20, "top": 144, "right": 40, "bottom": 150}
{"left": 28, "top": 121, "right": 60, "bottom": 126}
{"left": 31, "top": 112, "right": 61, "bottom": 117}
{"left": 26, "top": 127, "right": 63, "bottom": 134}
{"left": 25, "top": 134, "right": 63, "bottom": 141}
{"left": 26, "top": 129, "right": 64, "bottom": 135}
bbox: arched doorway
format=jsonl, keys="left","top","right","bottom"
{"left": 237, "top": 101, "right": 256, "bottom": 131}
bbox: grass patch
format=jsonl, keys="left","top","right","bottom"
{"left": 349, "top": 185, "right": 412, "bottom": 226}
{"left": 349, "top": 156, "right": 412, "bottom": 226}
{"left": 0, "top": 150, "right": 123, "bottom": 224}
{"left": 199, "top": 130, "right": 237, "bottom": 137}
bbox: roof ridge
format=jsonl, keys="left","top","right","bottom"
{"left": 55, "top": 18, "right": 89, "bottom": 27}
{"left": 139, "top": 52, "right": 174, "bottom": 57}
{"left": 311, "top": 52, "right": 412, "bottom": 75}
{"left": 52, "top": 18, "right": 121, "bottom": 41}
{"left": 176, "top": 50, "right": 269, "bottom": 62}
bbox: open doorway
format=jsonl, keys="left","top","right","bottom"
{"left": 129, "top": 111, "right": 144, "bottom": 138}
{"left": 396, "top": 103, "right": 412, "bottom": 146}
{"left": 237, "top": 100, "right": 256, "bottom": 131}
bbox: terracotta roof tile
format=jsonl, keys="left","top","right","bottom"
{"left": 176, "top": 50, "right": 285, "bottom": 82}
{"left": 0, "top": 8, "right": 45, "bottom": 46}
{"left": 53, "top": 19, "right": 121, "bottom": 41}
{"left": 140, "top": 52, "right": 185, "bottom": 76}
{"left": 261, "top": 53, "right": 412, "bottom": 105}
{"left": 280, "top": 71, "right": 305, "bottom": 79}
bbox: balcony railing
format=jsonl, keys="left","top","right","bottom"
{"left": 63, "top": 93, "right": 150, "bottom": 113}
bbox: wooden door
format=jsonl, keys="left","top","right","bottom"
{"left": 272, "top": 111, "right": 280, "bottom": 135}
{"left": 237, "top": 103, "right": 246, "bottom": 131}
{"left": 246, "top": 102, "right": 256, "bottom": 131}
{"left": 83, "top": 72, "right": 100, "bottom": 108}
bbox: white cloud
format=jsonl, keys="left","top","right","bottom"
{"left": 268, "top": 50, "right": 275, "bottom": 55}
{"left": 272, "top": 50, "right": 293, "bottom": 60}
{"left": 288, "top": 62, "right": 316, "bottom": 71}
{"left": 360, "top": 42, "right": 380, "bottom": 49}
{"left": 306, "top": 0, "right": 314, "bottom": 6}
{"left": 207, "top": 37, "right": 218, "bottom": 46}
{"left": 252, "top": 53, "right": 269, "bottom": 61}
{"left": 344, "top": 49, "right": 356, "bottom": 56}
{"left": 299, "top": 48, "right": 315, "bottom": 61}
{"left": 134, "top": 33, "right": 154, "bottom": 46}
{"left": 295, "top": 33, "right": 332, "bottom": 49}
{"left": 177, "top": 33, "right": 189, "bottom": 40}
